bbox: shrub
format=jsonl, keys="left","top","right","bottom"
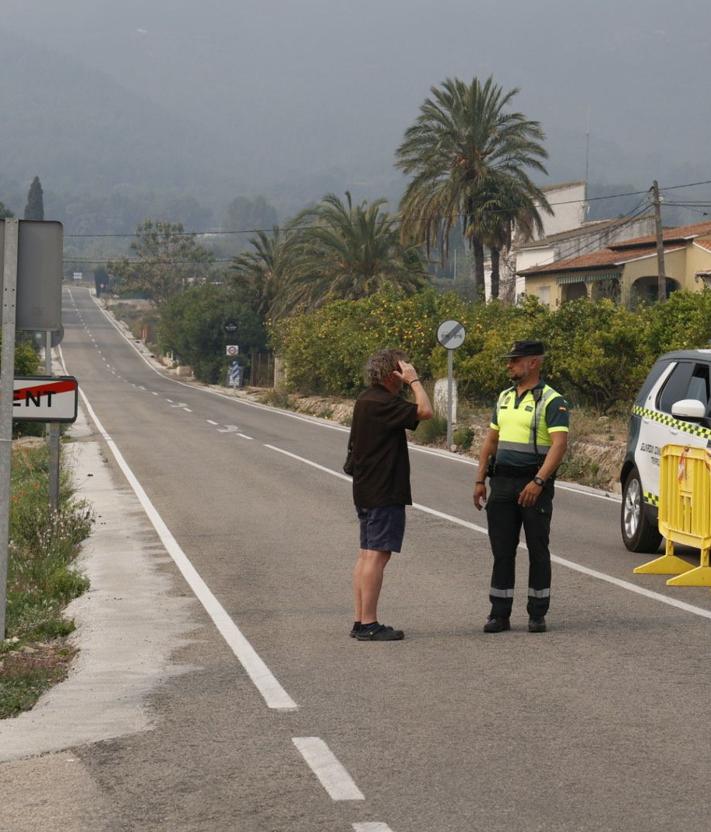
{"left": 414, "top": 414, "right": 448, "bottom": 444}
{"left": 271, "top": 288, "right": 711, "bottom": 412}
{"left": 452, "top": 425, "right": 475, "bottom": 450}
{"left": 158, "top": 284, "right": 266, "bottom": 383}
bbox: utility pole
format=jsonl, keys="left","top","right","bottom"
{"left": 0, "top": 219, "right": 19, "bottom": 639}
{"left": 651, "top": 180, "right": 667, "bottom": 302}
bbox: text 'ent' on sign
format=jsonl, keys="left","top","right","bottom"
{"left": 10, "top": 376, "right": 79, "bottom": 423}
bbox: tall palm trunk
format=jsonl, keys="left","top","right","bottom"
{"left": 490, "top": 247, "right": 500, "bottom": 299}
{"left": 469, "top": 236, "right": 485, "bottom": 301}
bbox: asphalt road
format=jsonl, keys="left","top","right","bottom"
{"left": 52, "top": 286, "right": 711, "bottom": 832}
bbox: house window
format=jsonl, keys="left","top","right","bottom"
{"left": 538, "top": 285, "right": 550, "bottom": 306}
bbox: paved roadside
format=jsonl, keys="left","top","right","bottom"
{"left": 0, "top": 408, "right": 198, "bottom": 826}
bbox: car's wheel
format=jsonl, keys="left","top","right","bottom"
{"left": 621, "top": 467, "right": 662, "bottom": 553}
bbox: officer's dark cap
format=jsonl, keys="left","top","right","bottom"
{"left": 502, "top": 340, "right": 545, "bottom": 359}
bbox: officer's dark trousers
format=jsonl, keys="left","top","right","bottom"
{"left": 485, "top": 474, "right": 554, "bottom": 619}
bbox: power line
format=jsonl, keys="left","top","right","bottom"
{"left": 59, "top": 178, "right": 711, "bottom": 240}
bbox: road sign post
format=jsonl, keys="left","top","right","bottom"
{"left": 0, "top": 219, "right": 19, "bottom": 639}
{"left": 45, "top": 332, "right": 61, "bottom": 513}
{"left": 437, "top": 319, "right": 466, "bottom": 450}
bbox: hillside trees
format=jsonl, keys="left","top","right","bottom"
{"left": 0, "top": 201, "right": 13, "bottom": 219}
{"left": 108, "top": 220, "right": 214, "bottom": 306}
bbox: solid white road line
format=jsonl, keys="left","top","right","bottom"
{"left": 62, "top": 362, "right": 298, "bottom": 711}
{"left": 207, "top": 419, "right": 219, "bottom": 425}
{"left": 238, "top": 433, "right": 254, "bottom": 440}
{"left": 263, "top": 444, "right": 711, "bottom": 623}
{"left": 353, "top": 824, "right": 395, "bottom": 832}
{"left": 292, "top": 738, "right": 365, "bottom": 801}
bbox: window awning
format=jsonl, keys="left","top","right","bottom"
{"left": 556, "top": 271, "right": 621, "bottom": 285}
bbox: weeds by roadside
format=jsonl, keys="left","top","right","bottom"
{"left": 0, "top": 443, "right": 93, "bottom": 719}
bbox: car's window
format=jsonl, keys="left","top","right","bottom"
{"left": 688, "top": 364, "right": 711, "bottom": 410}
{"left": 657, "top": 362, "right": 693, "bottom": 413}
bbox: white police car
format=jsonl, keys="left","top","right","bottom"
{"left": 621, "top": 350, "right": 711, "bottom": 552}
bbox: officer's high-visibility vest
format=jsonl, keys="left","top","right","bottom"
{"left": 494, "top": 383, "right": 561, "bottom": 457}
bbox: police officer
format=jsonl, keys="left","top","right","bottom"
{"left": 473, "top": 340, "right": 568, "bottom": 633}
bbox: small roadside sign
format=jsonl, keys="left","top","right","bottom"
{"left": 72, "top": 271, "right": 83, "bottom": 281}
{"left": 228, "top": 361, "right": 242, "bottom": 388}
{"left": 437, "top": 319, "right": 466, "bottom": 350}
{"left": 226, "top": 344, "right": 239, "bottom": 357}
{"left": 11, "top": 376, "right": 79, "bottom": 423}
{"left": 224, "top": 319, "right": 238, "bottom": 334}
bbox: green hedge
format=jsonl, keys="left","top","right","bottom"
{"left": 271, "top": 288, "right": 711, "bottom": 411}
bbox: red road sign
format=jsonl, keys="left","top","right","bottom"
{"left": 11, "top": 376, "right": 78, "bottom": 422}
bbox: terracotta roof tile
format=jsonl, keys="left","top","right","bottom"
{"left": 694, "top": 237, "right": 711, "bottom": 253}
{"left": 520, "top": 244, "right": 682, "bottom": 275}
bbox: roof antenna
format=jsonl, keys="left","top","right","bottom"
{"left": 584, "top": 106, "right": 591, "bottom": 218}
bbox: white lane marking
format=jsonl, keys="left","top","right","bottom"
{"left": 166, "top": 398, "right": 174, "bottom": 403}
{"left": 206, "top": 419, "right": 219, "bottom": 425}
{"left": 265, "top": 444, "right": 351, "bottom": 482}
{"left": 88, "top": 291, "right": 617, "bottom": 503}
{"left": 61, "top": 363, "right": 297, "bottom": 711}
{"left": 183, "top": 407, "right": 192, "bottom": 413}
{"left": 292, "top": 738, "right": 365, "bottom": 801}
{"left": 353, "top": 824, "right": 395, "bottom": 832}
{"left": 263, "top": 444, "right": 711, "bottom": 623}
{"left": 237, "top": 433, "right": 254, "bottom": 440}
{"left": 152, "top": 392, "right": 159, "bottom": 396}
{"left": 218, "top": 424, "right": 240, "bottom": 433}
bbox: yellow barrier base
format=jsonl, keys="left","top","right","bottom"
{"left": 634, "top": 554, "right": 693, "bottom": 575}
{"left": 667, "top": 566, "right": 711, "bottom": 587}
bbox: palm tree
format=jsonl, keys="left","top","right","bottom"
{"left": 282, "top": 192, "right": 426, "bottom": 311}
{"left": 396, "top": 76, "right": 550, "bottom": 300}
{"left": 229, "top": 226, "right": 294, "bottom": 320}
{"left": 475, "top": 173, "right": 547, "bottom": 299}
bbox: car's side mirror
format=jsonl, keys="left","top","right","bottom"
{"left": 671, "top": 398, "right": 707, "bottom": 421}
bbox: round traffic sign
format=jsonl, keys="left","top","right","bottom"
{"left": 226, "top": 344, "right": 239, "bottom": 357}
{"left": 437, "top": 319, "right": 466, "bottom": 350}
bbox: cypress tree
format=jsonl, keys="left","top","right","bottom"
{"left": 23, "top": 176, "right": 44, "bottom": 220}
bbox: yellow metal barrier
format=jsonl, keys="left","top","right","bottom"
{"left": 634, "top": 444, "right": 711, "bottom": 585}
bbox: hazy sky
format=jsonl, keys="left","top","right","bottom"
{"left": 2, "top": 0, "right": 710, "bottom": 198}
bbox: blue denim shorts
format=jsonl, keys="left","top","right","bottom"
{"left": 356, "top": 505, "right": 406, "bottom": 553}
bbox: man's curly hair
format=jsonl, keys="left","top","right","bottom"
{"left": 366, "top": 348, "right": 408, "bottom": 385}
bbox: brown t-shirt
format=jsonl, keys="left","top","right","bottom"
{"left": 350, "top": 385, "right": 419, "bottom": 508}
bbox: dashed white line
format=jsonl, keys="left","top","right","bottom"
{"left": 353, "top": 824, "right": 395, "bottom": 832}
{"left": 206, "top": 419, "right": 218, "bottom": 425}
{"left": 166, "top": 398, "right": 173, "bottom": 403}
{"left": 292, "top": 738, "right": 365, "bottom": 801}
{"left": 237, "top": 433, "right": 254, "bottom": 440}
{"left": 183, "top": 407, "right": 192, "bottom": 413}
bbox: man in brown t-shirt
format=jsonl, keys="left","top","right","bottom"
{"left": 349, "top": 348, "right": 433, "bottom": 641}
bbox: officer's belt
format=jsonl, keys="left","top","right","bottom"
{"left": 492, "top": 464, "right": 546, "bottom": 478}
